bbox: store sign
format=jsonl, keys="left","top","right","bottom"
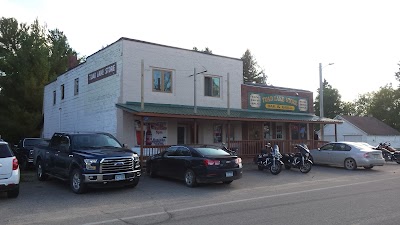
{"left": 88, "top": 62, "right": 117, "bottom": 84}
{"left": 248, "top": 93, "right": 309, "bottom": 113}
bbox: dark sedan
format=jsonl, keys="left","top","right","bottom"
{"left": 146, "top": 145, "right": 243, "bottom": 187}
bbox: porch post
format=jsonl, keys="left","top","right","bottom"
{"left": 140, "top": 116, "right": 144, "bottom": 166}
{"left": 227, "top": 121, "right": 231, "bottom": 148}
{"left": 194, "top": 119, "right": 197, "bottom": 144}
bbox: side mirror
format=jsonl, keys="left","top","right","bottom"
{"left": 122, "top": 143, "right": 128, "bottom": 149}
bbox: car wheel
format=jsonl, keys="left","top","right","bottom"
{"left": 299, "top": 161, "right": 312, "bottom": 173}
{"left": 126, "top": 178, "right": 140, "bottom": 188}
{"left": 344, "top": 158, "right": 357, "bottom": 170}
{"left": 147, "top": 164, "right": 157, "bottom": 178}
{"left": 184, "top": 169, "right": 197, "bottom": 187}
{"left": 36, "top": 160, "right": 48, "bottom": 181}
{"left": 223, "top": 180, "right": 233, "bottom": 184}
{"left": 7, "top": 186, "right": 19, "bottom": 198}
{"left": 70, "top": 169, "right": 87, "bottom": 194}
{"left": 364, "top": 166, "right": 374, "bottom": 169}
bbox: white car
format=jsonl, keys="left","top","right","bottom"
{"left": 310, "top": 141, "right": 385, "bottom": 170}
{"left": 0, "top": 141, "right": 20, "bottom": 198}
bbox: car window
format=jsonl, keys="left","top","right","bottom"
{"left": 164, "top": 147, "right": 178, "bottom": 156}
{"left": 177, "top": 147, "right": 191, "bottom": 156}
{"left": 194, "top": 147, "right": 230, "bottom": 156}
{"left": 0, "top": 143, "right": 13, "bottom": 158}
{"left": 24, "top": 138, "right": 42, "bottom": 147}
{"left": 320, "top": 144, "right": 334, "bottom": 151}
{"left": 59, "top": 136, "right": 70, "bottom": 152}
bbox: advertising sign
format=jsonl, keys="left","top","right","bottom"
{"left": 248, "top": 93, "right": 309, "bottom": 113}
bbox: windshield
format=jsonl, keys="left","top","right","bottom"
{"left": 194, "top": 147, "right": 230, "bottom": 156}
{"left": 24, "top": 138, "right": 42, "bottom": 147}
{"left": 71, "top": 134, "right": 122, "bottom": 150}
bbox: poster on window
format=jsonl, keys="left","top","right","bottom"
{"left": 143, "top": 122, "right": 168, "bottom": 146}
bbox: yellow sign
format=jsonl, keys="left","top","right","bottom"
{"left": 265, "top": 104, "right": 295, "bottom": 111}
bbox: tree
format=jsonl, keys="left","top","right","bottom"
{"left": 0, "top": 17, "right": 79, "bottom": 143}
{"left": 241, "top": 49, "right": 265, "bottom": 84}
{"left": 314, "top": 79, "right": 342, "bottom": 119}
{"left": 192, "top": 47, "right": 212, "bottom": 54}
{"left": 368, "top": 84, "right": 400, "bottom": 130}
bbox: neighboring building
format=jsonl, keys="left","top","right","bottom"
{"left": 42, "top": 37, "right": 340, "bottom": 159}
{"left": 322, "top": 115, "right": 400, "bottom": 148}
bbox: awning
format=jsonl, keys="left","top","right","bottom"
{"left": 116, "top": 102, "right": 342, "bottom": 124}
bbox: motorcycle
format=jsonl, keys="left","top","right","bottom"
{"left": 254, "top": 143, "right": 283, "bottom": 175}
{"left": 375, "top": 142, "right": 400, "bottom": 164}
{"left": 281, "top": 144, "right": 313, "bottom": 173}
{"left": 221, "top": 142, "right": 238, "bottom": 156}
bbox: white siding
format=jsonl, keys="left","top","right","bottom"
{"left": 120, "top": 39, "right": 243, "bottom": 109}
{"left": 43, "top": 42, "right": 123, "bottom": 138}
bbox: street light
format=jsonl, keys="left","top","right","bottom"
{"left": 319, "top": 62, "right": 334, "bottom": 141}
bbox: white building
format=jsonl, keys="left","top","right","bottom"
{"left": 322, "top": 115, "right": 400, "bottom": 148}
{"left": 43, "top": 38, "right": 242, "bottom": 148}
{"left": 43, "top": 37, "right": 340, "bottom": 159}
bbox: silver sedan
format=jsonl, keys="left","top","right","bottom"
{"left": 310, "top": 142, "right": 385, "bottom": 170}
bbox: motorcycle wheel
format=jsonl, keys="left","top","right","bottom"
{"left": 299, "top": 161, "right": 312, "bottom": 173}
{"left": 257, "top": 165, "right": 264, "bottom": 171}
{"left": 270, "top": 163, "right": 282, "bottom": 175}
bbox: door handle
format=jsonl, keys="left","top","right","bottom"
{"left": 0, "top": 164, "right": 2, "bottom": 167}
{"left": 55, "top": 154, "right": 58, "bottom": 156}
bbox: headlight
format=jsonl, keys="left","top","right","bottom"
{"left": 132, "top": 153, "right": 139, "bottom": 161}
{"left": 84, "top": 159, "right": 97, "bottom": 170}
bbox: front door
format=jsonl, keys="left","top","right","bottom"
{"left": 177, "top": 126, "right": 185, "bottom": 145}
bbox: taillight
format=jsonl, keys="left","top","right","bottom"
{"left": 12, "top": 157, "right": 19, "bottom": 170}
{"left": 203, "top": 159, "right": 221, "bottom": 166}
{"left": 363, "top": 153, "right": 370, "bottom": 158}
{"left": 235, "top": 158, "right": 242, "bottom": 164}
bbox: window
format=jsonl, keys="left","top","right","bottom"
{"left": 74, "top": 78, "right": 79, "bottom": 96}
{"left": 263, "top": 122, "right": 271, "bottom": 140}
{"left": 153, "top": 69, "right": 172, "bottom": 93}
{"left": 213, "top": 124, "right": 223, "bottom": 143}
{"left": 53, "top": 91, "right": 56, "bottom": 105}
{"left": 204, "top": 76, "right": 220, "bottom": 97}
{"left": 291, "top": 123, "right": 307, "bottom": 140}
{"left": 61, "top": 84, "right": 65, "bottom": 100}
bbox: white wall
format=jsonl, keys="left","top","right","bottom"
{"left": 43, "top": 42, "right": 123, "bottom": 139}
{"left": 120, "top": 39, "right": 243, "bottom": 109}
{"left": 322, "top": 120, "right": 366, "bottom": 142}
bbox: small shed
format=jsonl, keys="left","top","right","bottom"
{"left": 322, "top": 115, "right": 400, "bottom": 148}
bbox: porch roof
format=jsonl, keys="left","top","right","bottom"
{"left": 116, "top": 102, "right": 342, "bottom": 124}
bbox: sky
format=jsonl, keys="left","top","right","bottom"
{"left": 1, "top": 0, "right": 400, "bottom": 102}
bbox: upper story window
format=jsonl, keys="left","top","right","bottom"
{"left": 204, "top": 76, "right": 220, "bottom": 97}
{"left": 53, "top": 91, "right": 56, "bottom": 105}
{"left": 74, "top": 78, "right": 79, "bottom": 96}
{"left": 61, "top": 84, "right": 65, "bottom": 100}
{"left": 153, "top": 69, "right": 172, "bottom": 93}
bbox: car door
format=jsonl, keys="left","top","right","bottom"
{"left": 54, "top": 135, "right": 73, "bottom": 178}
{"left": 331, "top": 143, "right": 351, "bottom": 166}
{"left": 46, "top": 134, "right": 62, "bottom": 173}
{"left": 312, "top": 143, "right": 334, "bottom": 164}
{"left": 170, "top": 147, "right": 192, "bottom": 179}
{"left": 157, "top": 147, "right": 178, "bottom": 177}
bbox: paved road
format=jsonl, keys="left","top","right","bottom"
{"left": 2, "top": 163, "right": 400, "bottom": 225}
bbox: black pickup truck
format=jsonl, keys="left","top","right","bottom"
{"left": 33, "top": 132, "right": 141, "bottom": 194}
{"left": 14, "top": 138, "right": 48, "bottom": 170}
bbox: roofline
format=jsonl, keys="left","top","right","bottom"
{"left": 335, "top": 115, "right": 370, "bottom": 135}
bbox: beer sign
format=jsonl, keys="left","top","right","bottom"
{"left": 248, "top": 93, "right": 309, "bottom": 113}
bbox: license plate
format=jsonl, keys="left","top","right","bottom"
{"left": 115, "top": 174, "right": 125, "bottom": 181}
{"left": 226, "top": 171, "right": 233, "bottom": 177}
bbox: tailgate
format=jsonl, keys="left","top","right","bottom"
{"left": 0, "top": 158, "right": 13, "bottom": 179}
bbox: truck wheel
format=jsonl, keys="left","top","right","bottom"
{"left": 36, "top": 160, "right": 48, "bottom": 181}
{"left": 70, "top": 169, "right": 87, "bottom": 194}
{"left": 126, "top": 178, "right": 140, "bottom": 188}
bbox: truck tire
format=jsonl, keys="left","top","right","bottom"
{"left": 126, "top": 178, "right": 140, "bottom": 188}
{"left": 36, "top": 160, "right": 48, "bottom": 181}
{"left": 70, "top": 169, "right": 87, "bottom": 194}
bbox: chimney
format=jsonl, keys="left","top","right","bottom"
{"left": 68, "top": 54, "right": 79, "bottom": 69}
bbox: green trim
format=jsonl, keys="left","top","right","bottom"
{"left": 116, "top": 102, "right": 342, "bottom": 123}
